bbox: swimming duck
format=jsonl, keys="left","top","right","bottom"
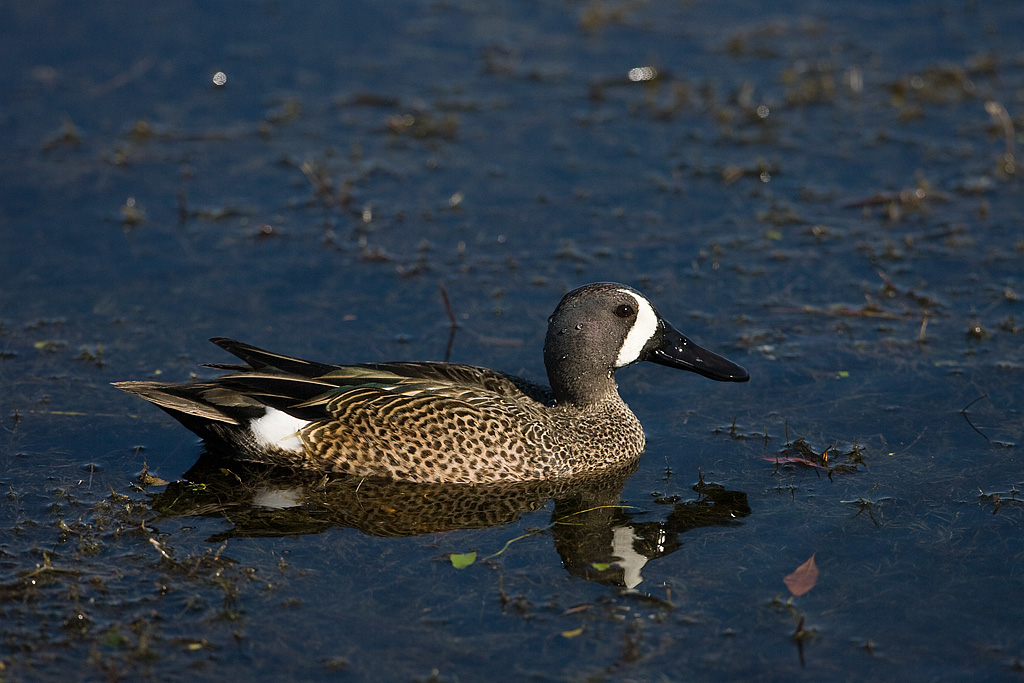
{"left": 115, "top": 283, "right": 748, "bottom": 484}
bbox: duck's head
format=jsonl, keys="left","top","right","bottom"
{"left": 543, "top": 283, "right": 749, "bottom": 405}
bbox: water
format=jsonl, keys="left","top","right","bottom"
{"left": 2, "top": 1, "right": 1022, "bottom": 680}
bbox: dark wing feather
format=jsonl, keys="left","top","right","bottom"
{"left": 213, "top": 373, "right": 346, "bottom": 421}
{"left": 209, "top": 337, "right": 336, "bottom": 377}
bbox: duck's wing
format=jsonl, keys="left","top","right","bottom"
{"left": 358, "top": 361, "right": 555, "bottom": 405}
{"left": 121, "top": 338, "right": 553, "bottom": 425}
{"left": 210, "top": 338, "right": 546, "bottom": 391}
{"left": 213, "top": 362, "right": 553, "bottom": 423}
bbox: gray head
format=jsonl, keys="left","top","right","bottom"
{"left": 542, "top": 283, "right": 749, "bottom": 406}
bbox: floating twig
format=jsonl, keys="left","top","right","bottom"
{"left": 984, "top": 100, "right": 1016, "bottom": 174}
{"left": 961, "top": 394, "right": 991, "bottom": 443}
{"left": 918, "top": 313, "right": 930, "bottom": 344}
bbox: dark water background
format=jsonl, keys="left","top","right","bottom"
{"left": 2, "top": 1, "right": 1022, "bottom": 680}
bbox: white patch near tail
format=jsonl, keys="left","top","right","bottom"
{"left": 250, "top": 408, "right": 308, "bottom": 453}
{"left": 614, "top": 289, "right": 658, "bottom": 368}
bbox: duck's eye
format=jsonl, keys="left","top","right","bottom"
{"left": 614, "top": 304, "right": 635, "bottom": 318}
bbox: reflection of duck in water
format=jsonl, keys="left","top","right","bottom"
{"left": 116, "top": 283, "right": 748, "bottom": 484}
{"left": 149, "top": 459, "right": 750, "bottom": 590}
{"left": 552, "top": 474, "right": 751, "bottom": 589}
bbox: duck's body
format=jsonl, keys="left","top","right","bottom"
{"left": 115, "top": 283, "right": 748, "bottom": 484}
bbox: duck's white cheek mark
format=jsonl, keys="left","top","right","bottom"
{"left": 252, "top": 487, "right": 303, "bottom": 509}
{"left": 611, "top": 525, "right": 648, "bottom": 590}
{"left": 614, "top": 290, "right": 658, "bottom": 367}
{"left": 250, "top": 408, "right": 309, "bottom": 452}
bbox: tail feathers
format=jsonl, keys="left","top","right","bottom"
{"left": 113, "top": 380, "right": 262, "bottom": 428}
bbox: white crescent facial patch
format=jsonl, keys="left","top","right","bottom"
{"left": 614, "top": 289, "right": 659, "bottom": 368}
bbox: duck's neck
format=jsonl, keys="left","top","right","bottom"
{"left": 543, "top": 315, "right": 621, "bottom": 406}
{"left": 547, "top": 362, "right": 620, "bottom": 407}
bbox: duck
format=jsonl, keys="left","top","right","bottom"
{"left": 114, "top": 283, "right": 749, "bottom": 484}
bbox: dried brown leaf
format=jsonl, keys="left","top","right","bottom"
{"left": 784, "top": 554, "right": 819, "bottom": 596}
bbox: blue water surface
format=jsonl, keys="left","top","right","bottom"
{"left": 1, "top": 1, "right": 1022, "bottom": 680}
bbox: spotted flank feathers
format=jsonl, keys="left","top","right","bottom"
{"left": 115, "top": 283, "right": 749, "bottom": 484}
